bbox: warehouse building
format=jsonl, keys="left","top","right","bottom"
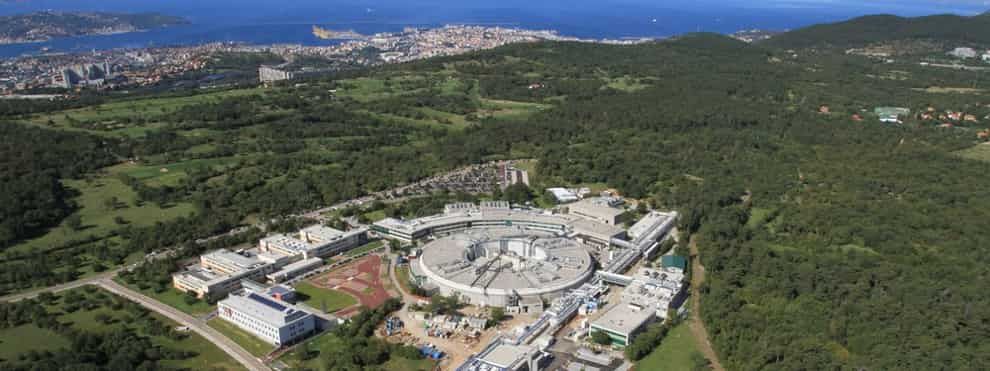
{"left": 218, "top": 290, "right": 316, "bottom": 346}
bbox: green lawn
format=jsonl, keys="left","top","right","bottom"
{"left": 362, "top": 210, "right": 388, "bottom": 223}
{"left": 293, "top": 281, "right": 357, "bottom": 313}
{"left": 118, "top": 279, "right": 216, "bottom": 316}
{"left": 383, "top": 356, "right": 437, "bottom": 371}
{"left": 479, "top": 99, "right": 550, "bottom": 120}
{"left": 746, "top": 207, "right": 774, "bottom": 229}
{"left": 208, "top": 318, "right": 275, "bottom": 357}
{"left": 28, "top": 88, "right": 266, "bottom": 138}
{"left": 0, "top": 324, "right": 69, "bottom": 360}
{"left": 156, "top": 324, "right": 246, "bottom": 371}
{"left": 0, "top": 287, "right": 240, "bottom": 369}
{"left": 6, "top": 171, "right": 196, "bottom": 255}
{"left": 345, "top": 240, "right": 385, "bottom": 257}
{"left": 394, "top": 265, "right": 416, "bottom": 296}
{"left": 637, "top": 322, "right": 704, "bottom": 371}
{"left": 113, "top": 157, "right": 247, "bottom": 187}
{"left": 955, "top": 143, "right": 990, "bottom": 163}
{"left": 603, "top": 75, "right": 653, "bottom": 92}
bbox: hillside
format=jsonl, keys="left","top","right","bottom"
{"left": 0, "top": 11, "right": 188, "bottom": 44}
{"left": 761, "top": 12, "right": 990, "bottom": 49}
{"left": 2, "top": 32, "right": 990, "bottom": 370}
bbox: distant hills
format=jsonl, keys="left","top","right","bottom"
{"left": 761, "top": 12, "right": 990, "bottom": 49}
{"left": 0, "top": 11, "right": 188, "bottom": 44}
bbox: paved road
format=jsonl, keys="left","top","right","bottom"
{"left": 0, "top": 268, "right": 123, "bottom": 302}
{"left": 96, "top": 279, "right": 269, "bottom": 371}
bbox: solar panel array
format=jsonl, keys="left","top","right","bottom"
{"left": 248, "top": 293, "right": 287, "bottom": 312}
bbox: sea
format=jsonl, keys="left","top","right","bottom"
{"left": 0, "top": 0, "right": 984, "bottom": 58}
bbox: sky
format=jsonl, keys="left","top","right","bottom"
{"left": 0, "top": 0, "right": 985, "bottom": 21}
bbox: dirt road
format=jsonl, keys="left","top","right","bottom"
{"left": 688, "top": 236, "right": 726, "bottom": 371}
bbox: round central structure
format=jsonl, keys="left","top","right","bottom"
{"left": 418, "top": 227, "right": 594, "bottom": 308}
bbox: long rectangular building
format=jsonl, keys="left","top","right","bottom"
{"left": 259, "top": 226, "right": 368, "bottom": 260}
{"left": 218, "top": 291, "right": 316, "bottom": 346}
{"left": 173, "top": 249, "right": 285, "bottom": 299}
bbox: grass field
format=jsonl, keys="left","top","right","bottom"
{"left": 383, "top": 356, "right": 437, "bottom": 371}
{"left": 28, "top": 88, "right": 266, "bottom": 138}
{"left": 746, "top": 207, "right": 775, "bottom": 229}
{"left": 208, "top": 318, "right": 275, "bottom": 357}
{"left": 118, "top": 279, "right": 216, "bottom": 316}
{"left": 362, "top": 210, "right": 388, "bottom": 223}
{"left": 637, "top": 322, "right": 704, "bottom": 371}
{"left": 604, "top": 76, "right": 653, "bottom": 92}
{"left": 955, "top": 143, "right": 990, "bottom": 163}
{"left": 113, "top": 156, "right": 247, "bottom": 187}
{"left": 479, "top": 99, "right": 549, "bottom": 120}
{"left": 394, "top": 265, "right": 416, "bottom": 296}
{"left": 345, "top": 240, "right": 385, "bottom": 257}
{"left": 7, "top": 172, "right": 196, "bottom": 255}
{"left": 0, "top": 324, "right": 69, "bottom": 360}
{"left": 294, "top": 281, "right": 357, "bottom": 313}
{"left": 0, "top": 287, "right": 240, "bottom": 369}
{"left": 156, "top": 326, "right": 246, "bottom": 371}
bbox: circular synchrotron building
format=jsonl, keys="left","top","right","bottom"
{"left": 417, "top": 227, "right": 595, "bottom": 309}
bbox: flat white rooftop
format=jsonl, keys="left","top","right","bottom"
{"left": 221, "top": 290, "right": 311, "bottom": 326}
{"left": 591, "top": 302, "right": 655, "bottom": 335}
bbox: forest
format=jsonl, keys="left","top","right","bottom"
{"left": 762, "top": 12, "right": 990, "bottom": 49}
{"left": 1, "top": 29, "right": 990, "bottom": 370}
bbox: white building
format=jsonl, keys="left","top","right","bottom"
{"left": 260, "top": 225, "right": 368, "bottom": 260}
{"left": 218, "top": 290, "right": 316, "bottom": 346}
{"left": 620, "top": 267, "right": 686, "bottom": 319}
{"left": 267, "top": 257, "right": 323, "bottom": 283}
{"left": 259, "top": 65, "right": 294, "bottom": 83}
{"left": 589, "top": 302, "right": 656, "bottom": 347}
{"left": 567, "top": 197, "right": 626, "bottom": 225}
{"left": 546, "top": 187, "right": 579, "bottom": 203}
{"left": 173, "top": 249, "right": 286, "bottom": 299}
{"left": 949, "top": 47, "right": 977, "bottom": 59}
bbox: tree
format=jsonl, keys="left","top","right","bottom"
{"left": 104, "top": 196, "right": 119, "bottom": 211}
{"left": 501, "top": 183, "right": 534, "bottom": 204}
{"left": 490, "top": 307, "right": 506, "bottom": 323}
{"left": 591, "top": 330, "right": 612, "bottom": 345}
{"left": 66, "top": 214, "right": 83, "bottom": 231}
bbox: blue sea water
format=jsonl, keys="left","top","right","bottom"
{"left": 0, "top": 0, "right": 984, "bottom": 58}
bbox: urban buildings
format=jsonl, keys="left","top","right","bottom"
{"left": 546, "top": 187, "right": 580, "bottom": 203}
{"left": 948, "top": 47, "right": 978, "bottom": 59}
{"left": 173, "top": 225, "right": 367, "bottom": 298}
{"left": 567, "top": 196, "right": 627, "bottom": 226}
{"left": 259, "top": 65, "right": 294, "bottom": 83}
{"left": 218, "top": 290, "right": 316, "bottom": 346}
{"left": 589, "top": 302, "right": 657, "bottom": 347}
{"left": 172, "top": 249, "right": 286, "bottom": 299}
